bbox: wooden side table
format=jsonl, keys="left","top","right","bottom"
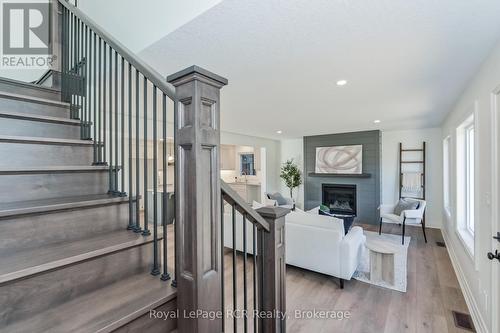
{"left": 365, "top": 239, "right": 398, "bottom": 286}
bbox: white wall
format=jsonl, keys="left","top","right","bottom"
{"left": 381, "top": 128, "right": 443, "bottom": 229}
{"left": 439, "top": 39, "right": 500, "bottom": 333}
{"left": 279, "top": 139, "right": 304, "bottom": 208}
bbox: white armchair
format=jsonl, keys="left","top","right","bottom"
{"left": 265, "top": 192, "right": 294, "bottom": 209}
{"left": 378, "top": 198, "right": 427, "bottom": 244}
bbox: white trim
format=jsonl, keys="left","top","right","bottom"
{"left": 490, "top": 87, "right": 500, "bottom": 333}
{"left": 455, "top": 227, "right": 475, "bottom": 260}
{"left": 442, "top": 229, "right": 489, "bottom": 333}
{"left": 455, "top": 104, "right": 478, "bottom": 263}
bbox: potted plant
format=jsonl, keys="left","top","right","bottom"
{"left": 280, "top": 159, "right": 302, "bottom": 209}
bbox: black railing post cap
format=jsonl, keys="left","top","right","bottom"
{"left": 167, "top": 65, "right": 228, "bottom": 88}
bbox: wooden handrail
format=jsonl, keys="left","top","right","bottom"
{"left": 58, "top": 0, "right": 176, "bottom": 100}
{"left": 220, "top": 180, "right": 270, "bottom": 232}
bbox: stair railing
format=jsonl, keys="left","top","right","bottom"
{"left": 58, "top": 2, "right": 289, "bottom": 332}
{"left": 58, "top": 0, "right": 176, "bottom": 282}
{"left": 221, "top": 182, "right": 289, "bottom": 333}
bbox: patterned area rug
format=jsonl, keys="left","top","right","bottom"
{"left": 352, "top": 230, "right": 410, "bottom": 292}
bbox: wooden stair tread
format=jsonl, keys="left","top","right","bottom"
{"left": 2, "top": 272, "right": 176, "bottom": 333}
{"left": 0, "top": 76, "right": 60, "bottom": 93}
{"left": 0, "top": 110, "right": 81, "bottom": 125}
{"left": 0, "top": 194, "right": 131, "bottom": 218}
{"left": 0, "top": 134, "right": 95, "bottom": 146}
{"left": 0, "top": 165, "right": 110, "bottom": 174}
{"left": 0, "top": 229, "right": 162, "bottom": 285}
{"left": 0, "top": 90, "right": 69, "bottom": 107}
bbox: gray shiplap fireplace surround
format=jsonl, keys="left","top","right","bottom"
{"left": 304, "top": 130, "right": 381, "bottom": 225}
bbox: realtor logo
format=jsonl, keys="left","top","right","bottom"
{"left": 1, "top": 0, "right": 55, "bottom": 68}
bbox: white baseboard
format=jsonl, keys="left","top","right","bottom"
{"left": 442, "top": 229, "right": 489, "bottom": 333}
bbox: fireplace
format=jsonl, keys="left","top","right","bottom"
{"left": 322, "top": 184, "right": 357, "bottom": 216}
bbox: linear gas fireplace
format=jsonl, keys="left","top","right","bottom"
{"left": 322, "top": 184, "right": 357, "bottom": 216}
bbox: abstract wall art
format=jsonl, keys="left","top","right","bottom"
{"left": 315, "top": 145, "right": 363, "bottom": 174}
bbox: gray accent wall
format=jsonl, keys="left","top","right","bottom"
{"left": 304, "top": 130, "right": 381, "bottom": 225}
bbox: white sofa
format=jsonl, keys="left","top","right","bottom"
{"left": 223, "top": 207, "right": 366, "bottom": 287}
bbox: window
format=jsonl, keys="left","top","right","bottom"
{"left": 456, "top": 113, "right": 475, "bottom": 256}
{"left": 240, "top": 153, "right": 255, "bottom": 175}
{"left": 443, "top": 136, "right": 451, "bottom": 215}
{"left": 465, "top": 124, "right": 475, "bottom": 234}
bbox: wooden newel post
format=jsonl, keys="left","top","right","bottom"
{"left": 256, "top": 206, "right": 290, "bottom": 333}
{"left": 167, "top": 66, "right": 228, "bottom": 333}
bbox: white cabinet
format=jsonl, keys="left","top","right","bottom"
{"left": 221, "top": 145, "right": 235, "bottom": 170}
{"left": 229, "top": 183, "right": 247, "bottom": 201}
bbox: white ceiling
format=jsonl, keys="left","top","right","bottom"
{"left": 79, "top": 0, "right": 222, "bottom": 52}
{"left": 139, "top": 0, "right": 500, "bottom": 139}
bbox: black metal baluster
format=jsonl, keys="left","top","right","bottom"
{"left": 82, "top": 22, "right": 88, "bottom": 139}
{"left": 120, "top": 57, "right": 125, "bottom": 196}
{"left": 253, "top": 224, "right": 257, "bottom": 333}
{"left": 232, "top": 205, "right": 237, "bottom": 333}
{"left": 161, "top": 93, "right": 170, "bottom": 282}
{"left": 75, "top": 15, "right": 79, "bottom": 120}
{"left": 61, "top": 9, "right": 66, "bottom": 101}
{"left": 127, "top": 63, "right": 134, "bottom": 230}
{"left": 114, "top": 51, "right": 119, "bottom": 193}
{"left": 134, "top": 70, "right": 141, "bottom": 233}
{"left": 69, "top": 13, "right": 74, "bottom": 113}
{"left": 71, "top": 13, "right": 76, "bottom": 117}
{"left": 142, "top": 77, "right": 150, "bottom": 236}
{"left": 102, "top": 42, "right": 107, "bottom": 165}
{"left": 243, "top": 214, "right": 248, "bottom": 333}
{"left": 221, "top": 197, "right": 225, "bottom": 331}
{"left": 108, "top": 48, "right": 114, "bottom": 193}
{"left": 83, "top": 25, "right": 92, "bottom": 140}
{"left": 78, "top": 19, "right": 83, "bottom": 138}
{"left": 152, "top": 86, "right": 160, "bottom": 275}
{"left": 259, "top": 229, "right": 264, "bottom": 327}
{"left": 92, "top": 32, "right": 97, "bottom": 163}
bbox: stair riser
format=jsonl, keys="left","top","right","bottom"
{"left": 0, "top": 117, "right": 81, "bottom": 140}
{"left": 0, "top": 81, "right": 61, "bottom": 101}
{"left": 0, "top": 201, "right": 132, "bottom": 253}
{"left": 0, "top": 143, "right": 93, "bottom": 167}
{"left": 0, "top": 242, "right": 158, "bottom": 325}
{"left": 0, "top": 171, "right": 109, "bottom": 203}
{"left": 0, "top": 98, "right": 69, "bottom": 118}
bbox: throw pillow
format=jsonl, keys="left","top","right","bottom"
{"left": 268, "top": 192, "right": 288, "bottom": 206}
{"left": 393, "top": 199, "right": 419, "bottom": 216}
{"left": 319, "top": 204, "right": 330, "bottom": 212}
{"left": 264, "top": 198, "right": 278, "bottom": 206}
{"left": 252, "top": 200, "right": 265, "bottom": 209}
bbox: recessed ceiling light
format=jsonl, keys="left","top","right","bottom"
{"left": 276, "top": 130, "right": 283, "bottom": 134}
{"left": 373, "top": 120, "right": 381, "bottom": 124}
{"left": 336, "top": 80, "right": 347, "bottom": 86}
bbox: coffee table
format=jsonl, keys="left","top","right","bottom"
{"left": 365, "top": 239, "right": 398, "bottom": 286}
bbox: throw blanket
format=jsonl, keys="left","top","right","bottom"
{"left": 402, "top": 172, "right": 422, "bottom": 192}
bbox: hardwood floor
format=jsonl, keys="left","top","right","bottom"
{"left": 285, "top": 223, "right": 471, "bottom": 333}
{"left": 219, "top": 222, "right": 472, "bottom": 333}
{"left": 162, "top": 220, "right": 471, "bottom": 332}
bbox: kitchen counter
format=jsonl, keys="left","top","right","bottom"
{"left": 225, "top": 182, "right": 261, "bottom": 186}
{"left": 226, "top": 182, "right": 261, "bottom": 203}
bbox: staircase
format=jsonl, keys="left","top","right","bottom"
{"left": 0, "top": 1, "right": 289, "bottom": 332}
{"left": 0, "top": 77, "right": 176, "bottom": 333}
